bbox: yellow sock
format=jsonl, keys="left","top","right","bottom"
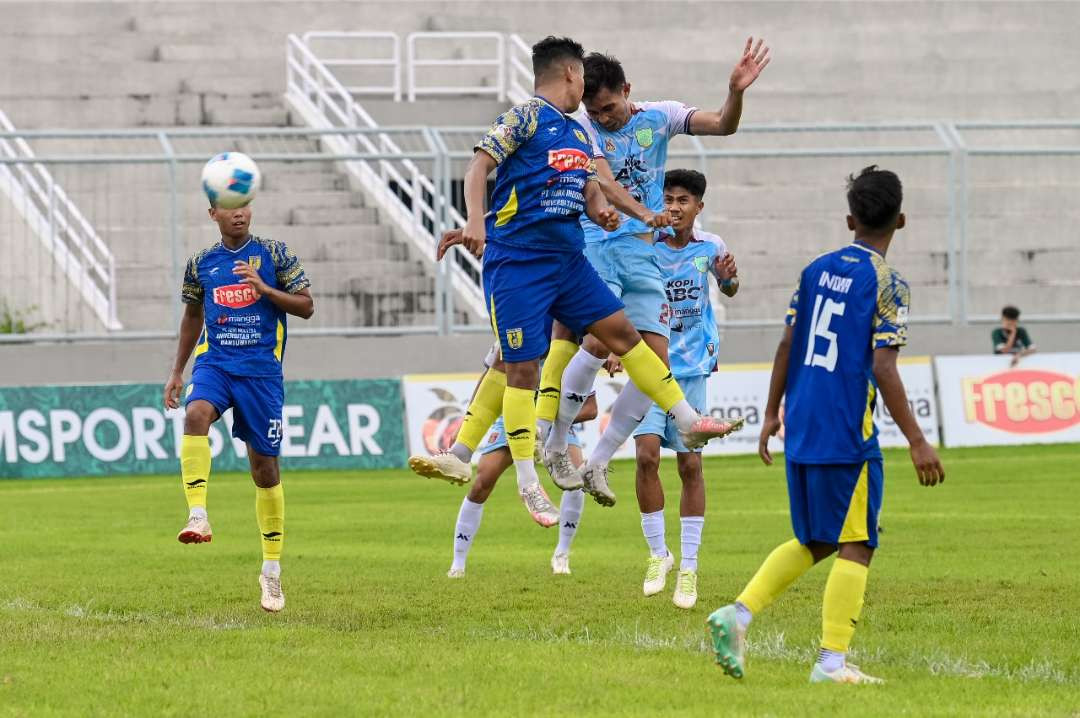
{"left": 502, "top": 386, "right": 537, "bottom": 462}
{"left": 736, "top": 539, "right": 815, "bottom": 614}
{"left": 180, "top": 434, "right": 211, "bottom": 510}
{"left": 618, "top": 340, "right": 683, "bottom": 412}
{"left": 536, "top": 339, "right": 577, "bottom": 423}
{"left": 256, "top": 484, "right": 285, "bottom": 562}
{"left": 821, "top": 558, "right": 869, "bottom": 652}
{"left": 456, "top": 369, "right": 506, "bottom": 451}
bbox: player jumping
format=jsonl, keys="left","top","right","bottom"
{"left": 163, "top": 197, "right": 314, "bottom": 613}
{"left": 631, "top": 170, "right": 738, "bottom": 609}
{"left": 543, "top": 40, "right": 770, "bottom": 505}
{"left": 705, "top": 166, "right": 945, "bottom": 683}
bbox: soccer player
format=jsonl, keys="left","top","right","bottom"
{"left": 543, "top": 40, "right": 769, "bottom": 505}
{"left": 438, "top": 36, "right": 737, "bottom": 510}
{"left": 706, "top": 166, "right": 945, "bottom": 684}
{"left": 163, "top": 199, "right": 313, "bottom": 613}
{"left": 448, "top": 393, "right": 596, "bottom": 578}
{"left": 632, "top": 170, "right": 738, "bottom": 609}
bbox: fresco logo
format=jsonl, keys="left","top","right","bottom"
{"left": 962, "top": 370, "right": 1080, "bottom": 434}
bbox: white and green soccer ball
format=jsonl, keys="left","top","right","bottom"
{"left": 201, "top": 151, "right": 260, "bottom": 209}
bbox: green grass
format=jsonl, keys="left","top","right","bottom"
{"left": 2, "top": 445, "right": 1079, "bottom": 717}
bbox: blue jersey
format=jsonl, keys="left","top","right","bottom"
{"left": 783, "top": 242, "right": 910, "bottom": 464}
{"left": 475, "top": 97, "right": 598, "bottom": 253}
{"left": 181, "top": 235, "right": 310, "bottom": 377}
{"left": 656, "top": 230, "right": 727, "bottom": 378}
{"left": 579, "top": 101, "right": 696, "bottom": 243}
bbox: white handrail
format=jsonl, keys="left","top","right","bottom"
{"left": 405, "top": 32, "right": 505, "bottom": 102}
{"left": 284, "top": 34, "right": 486, "bottom": 322}
{"left": 506, "top": 34, "right": 534, "bottom": 105}
{"left": 300, "top": 31, "right": 402, "bottom": 101}
{"left": 0, "top": 110, "right": 120, "bottom": 330}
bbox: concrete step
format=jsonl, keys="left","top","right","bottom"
{"left": 290, "top": 206, "right": 378, "bottom": 225}
{"left": 204, "top": 106, "right": 291, "bottom": 127}
{"left": 0, "top": 61, "right": 282, "bottom": 98}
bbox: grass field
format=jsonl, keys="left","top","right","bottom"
{"left": 2, "top": 444, "right": 1079, "bottom": 717}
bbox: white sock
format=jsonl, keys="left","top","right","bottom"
{"left": 536, "top": 419, "right": 552, "bottom": 443}
{"left": 261, "top": 560, "right": 280, "bottom": 578}
{"left": 640, "top": 509, "right": 667, "bottom": 558}
{"left": 514, "top": 459, "right": 540, "bottom": 491}
{"left": 546, "top": 350, "right": 604, "bottom": 453}
{"left": 817, "top": 648, "right": 845, "bottom": 673}
{"left": 555, "top": 489, "right": 585, "bottom": 555}
{"left": 449, "top": 441, "right": 473, "bottom": 463}
{"left": 735, "top": 601, "right": 753, "bottom": 629}
{"left": 668, "top": 400, "right": 701, "bottom": 433}
{"left": 189, "top": 506, "right": 207, "bottom": 520}
{"left": 452, "top": 498, "right": 484, "bottom": 570}
{"left": 680, "top": 516, "right": 704, "bottom": 571}
{"left": 590, "top": 380, "right": 652, "bottom": 466}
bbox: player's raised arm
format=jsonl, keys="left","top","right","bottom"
{"left": 758, "top": 324, "right": 792, "bottom": 466}
{"left": 688, "top": 37, "right": 770, "bottom": 137}
{"left": 873, "top": 347, "right": 944, "bottom": 486}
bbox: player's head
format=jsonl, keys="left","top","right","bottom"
{"left": 582, "top": 53, "right": 631, "bottom": 132}
{"left": 208, "top": 204, "right": 252, "bottom": 241}
{"left": 845, "top": 165, "right": 905, "bottom": 237}
{"left": 532, "top": 36, "right": 586, "bottom": 104}
{"left": 1001, "top": 305, "right": 1020, "bottom": 328}
{"left": 663, "top": 169, "right": 707, "bottom": 232}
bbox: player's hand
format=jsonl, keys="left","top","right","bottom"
{"left": 596, "top": 207, "right": 620, "bottom": 232}
{"left": 603, "top": 355, "right": 623, "bottom": 376}
{"left": 909, "top": 437, "right": 945, "bottom": 486}
{"left": 729, "top": 36, "right": 771, "bottom": 93}
{"left": 643, "top": 210, "right": 671, "bottom": 228}
{"left": 436, "top": 228, "right": 463, "bottom": 261}
{"left": 164, "top": 371, "right": 184, "bottom": 410}
{"left": 1010, "top": 353, "right": 1021, "bottom": 368}
{"left": 462, "top": 218, "right": 486, "bottom": 259}
{"left": 758, "top": 412, "right": 781, "bottom": 465}
{"left": 715, "top": 252, "right": 738, "bottom": 281}
{"left": 233, "top": 260, "right": 269, "bottom": 298}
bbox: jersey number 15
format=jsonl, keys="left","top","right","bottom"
{"left": 803, "top": 296, "right": 846, "bottom": 373}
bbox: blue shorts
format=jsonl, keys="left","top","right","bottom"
{"left": 584, "top": 236, "right": 670, "bottom": 338}
{"left": 479, "top": 416, "right": 583, "bottom": 455}
{"left": 483, "top": 241, "right": 624, "bottom": 362}
{"left": 786, "top": 459, "right": 883, "bottom": 548}
{"left": 633, "top": 374, "right": 707, "bottom": 453}
{"left": 185, "top": 364, "right": 284, "bottom": 457}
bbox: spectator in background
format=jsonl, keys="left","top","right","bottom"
{"left": 993, "top": 305, "right": 1036, "bottom": 367}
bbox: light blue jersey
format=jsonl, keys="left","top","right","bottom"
{"left": 656, "top": 230, "right": 728, "bottom": 378}
{"left": 578, "top": 101, "right": 696, "bottom": 243}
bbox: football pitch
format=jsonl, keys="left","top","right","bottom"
{"left": 2, "top": 445, "right": 1078, "bottom": 717}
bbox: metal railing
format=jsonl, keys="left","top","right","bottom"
{"left": 405, "top": 32, "right": 506, "bottom": 102}
{"left": 0, "top": 110, "right": 120, "bottom": 331}
{"left": 505, "top": 34, "right": 533, "bottom": 105}
{"left": 300, "top": 31, "right": 402, "bottom": 101}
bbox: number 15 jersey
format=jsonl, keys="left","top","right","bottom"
{"left": 783, "top": 242, "right": 910, "bottom": 464}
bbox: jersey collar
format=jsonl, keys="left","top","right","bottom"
{"left": 221, "top": 235, "right": 254, "bottom": 253}
{"left": 851, "top": 240, "right": 884, "bottom": 257}
{"left": 534, "top": 95, "right": 570, "bottom": 117}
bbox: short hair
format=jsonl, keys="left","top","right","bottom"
{"left": 1002, "top": 305, "right": 1021, "bottom": 320}
{"left": 583, "top": 52, "right": 626, "bottom": 101}
{"left": 846, "top": 165, "right": 903, "bottom": 230}
{"left": 532, "top": 36, "right": 585, "bottom": 79}
{"left": 664, "top": 169, "right": 707, "bottom": 199}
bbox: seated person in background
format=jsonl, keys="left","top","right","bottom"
{"left": 992, "top": 305, "right": 1036, "bottom": 367}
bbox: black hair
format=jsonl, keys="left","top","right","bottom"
{"left": 846, "top": 165, "right": 903, "bottom": 230}
{"left": 531, "top": 36, "right": 585, "bottom": 79}
{"left": 664, "top": 169, "right": 707, "bottom": 199}
{"left": 583, "top": 52, "right": 626, "bottom": 101}
{"left": 1002, "top": 305, "right": 1021, "bottom": 320}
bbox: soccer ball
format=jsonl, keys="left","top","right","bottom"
{"left": 201, "top": 151, "right": 260, "bottom": 209}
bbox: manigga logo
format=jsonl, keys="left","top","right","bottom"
{"left": 962, "top": 369, "right": 1080, "bottom": 434}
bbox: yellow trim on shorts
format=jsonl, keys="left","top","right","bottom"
{"left": 489, "top": 292, "right": 499, "bottom": 340}
{"left": 839, "top": 462, "right": 870, "bottom": 543}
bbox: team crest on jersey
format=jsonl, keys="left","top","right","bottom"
{"left": 635, "top": 127, "right": 654, "bottom": 148}
{"left": 506, "top": 327, "right": 524, "bottom": 349}
{"left": 247, "top": 256, "right": 262, "bottom": 270}
{"left": 604, "top": 138, "right": 616, "bottom": 153}
{"left": 573, "top": 128, "right": 587, "bottom": 144}
{"left": 693, "top": 256, "right": 710, "bottom": 273}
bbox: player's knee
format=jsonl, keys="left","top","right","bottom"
{"left": 581, "top": 333, "right": 608, "bottom": 359}
{"left": 183, "top": 401, "right": 216, "bottom": 434}
{"left": 838, "top": 542, "right": 874, "bottom": 566}
{"left": 504, "top": 360, "right": 539, "bottom": 389}
{"left": 676, "top": 453, "right": 703, "bottom": 484}
{"left": 608, "top": 322, "right": 643, "bottom": 356}
{"left": 249, "top": 454, "right": 280, "bottom": 488}
{"left": 635, "top": 444, "right": 661, "bottom": 477}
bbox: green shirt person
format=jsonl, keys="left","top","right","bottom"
{"left": 992, "top": 305, "right": 1036, "bottom": 367}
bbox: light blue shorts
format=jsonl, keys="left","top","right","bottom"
{"left": 583, "top": 236, "right": 670, "bottom": 338}
{"left": 632, "top": 374, "right": 708, "bottom": 453}
{"left": 479, "top": 416, "right": 583, "bottom": 456}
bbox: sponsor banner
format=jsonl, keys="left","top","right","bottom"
{"left": 402, "top": 357, "right": 938, "bottom": 461}
{"left": 0, "top": 379, "right": 406, "bottom": 478}
{"left": 935, "top": 352, "right": 1080, "bottom": 447}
